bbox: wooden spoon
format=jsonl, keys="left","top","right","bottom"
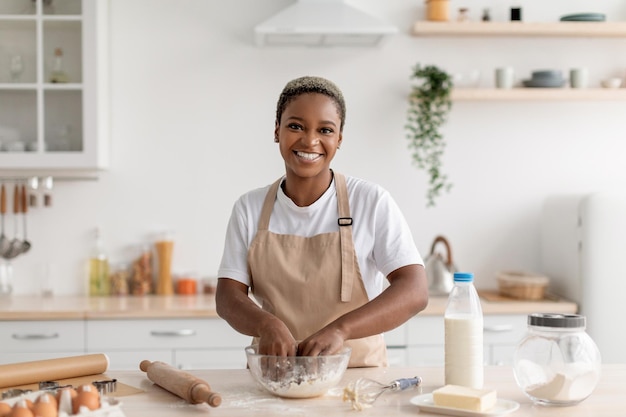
{"left": 0, "top": 183, "right": 10, "bottom": 257}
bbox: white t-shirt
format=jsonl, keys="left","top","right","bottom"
{"left": 218, "top": 175, "right": 423, "bottom": 300}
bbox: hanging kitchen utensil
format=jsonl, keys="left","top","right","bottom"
{"left": 28, "top": 176, "right": 39, "bottom": 207}
{"left": 20, "top": 184, "right": 31, "bottom": 254}
{"left": 43, "top": 176, "right": 53, "bottom": 207}
{"left": 424, "top": 235, "right": 457, "bottom": 296}
{"left": 343, "top": 376, "right": 422, "bottom": 410}
{"left": 4, "top": 184, "right": 23, "bottom": 260}
{"left": 0, "top": 183, "right": 10, "bottom": 257}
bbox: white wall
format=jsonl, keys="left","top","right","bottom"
{"left": 9, "top": 0, "right": 626, "bottom": 295}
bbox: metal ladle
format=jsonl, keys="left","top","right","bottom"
{"left": 20, "top": 184, "right": 31, "bottom": 254}
{"left": 4, "top": 183, "right": 23, "bottom": 259}
{"left": 0, "top": 183, "right": 10, "bottom": 256}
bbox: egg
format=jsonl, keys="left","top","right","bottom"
{"left": 9, "top": 400, "right": 33, "bottom": 417}
{"left": 30, "top": 401, "right": 56, "bottom": 417}
{"left": 0, "top": 402, "right": 12, "bottom": 417}
{"left": 32, "top": 393, "right": 58, "bottom": 417}
{"left": 35, "top": 393, "right": 57, "bottom": 410}
{"left": 55, "top": 387, "right": 77, "bottom": 403}
{"left": 75, "top": 384, "right": 98, "bottom": 395}
{"left": 72, "top": 391, "right": 100, "bottom": 415}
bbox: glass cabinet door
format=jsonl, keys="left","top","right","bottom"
{"left": 0, "top": 0, "right": 107, "bottom": 173}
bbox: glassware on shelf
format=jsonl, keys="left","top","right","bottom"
{"left": 9, "top": 54, "right": 24, "bottom": 82}
{"left": 49, "top": 48, "right": 69, "bottom": 83}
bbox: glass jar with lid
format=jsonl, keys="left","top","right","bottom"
{"left": 513, "top": 313, "right": 601, "bottom": 406}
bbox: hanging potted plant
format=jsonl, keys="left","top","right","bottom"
{"left": 405, "top": 64, "right": 453, "bottom": 207}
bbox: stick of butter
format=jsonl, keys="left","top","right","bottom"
{"left": 432, "top": 385, "right": 497, "bottom": 412}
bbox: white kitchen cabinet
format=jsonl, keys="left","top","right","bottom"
{"left": 403, "top": 314, "right": 527, "bottom": 367}
{"left": 86, "top": 318, "right": 251, "bottom": 371}
{"left": 0, "top": 0, "right": 109, "bottom": 175}
{"left": 0, "top": 320, "right": 85, "bottom": 364}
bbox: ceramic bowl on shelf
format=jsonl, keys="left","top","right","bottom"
{"left": 245, "top": 344, "right": 351, "bottom": 398}
{"left": 560, "top": 13, "right": 606, "bottom": 22}
{"left": 601, "top": 78, "right": 623, "bottom": 89}
{"left": 523, "top": 70, "right": 566, "bottom": 88}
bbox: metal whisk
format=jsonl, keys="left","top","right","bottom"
{"left": 343, "top": 376, "right": 422, "bottom": 410}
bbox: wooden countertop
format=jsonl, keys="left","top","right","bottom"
{"left": 106, "top": 365, "right": 624, "bottom": 416}
{"left": 0, "top": 291, "right": 577, "bottom": 321}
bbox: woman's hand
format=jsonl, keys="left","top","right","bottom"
{"left": 257, "top": 319, "right": 298, "bottom": 357}
{"left": 297, "top": 327, "right": 346, "bottom": 356}
{"left": 216, "top": 278, "right": 298, "bottom": 356}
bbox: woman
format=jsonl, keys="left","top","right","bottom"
{"left": 216, "top": 76, "right": 428, "bottom": 367}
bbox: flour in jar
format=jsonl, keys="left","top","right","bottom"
{"left": 525, "top": 363, "right": 600, "bottom": 402}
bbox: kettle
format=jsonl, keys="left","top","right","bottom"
{"left": 424, "top": 235, "right": 457, "bottom": 296}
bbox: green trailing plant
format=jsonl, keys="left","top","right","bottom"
{"left": 405, "top": 64, "right": 453, "bottom": 207}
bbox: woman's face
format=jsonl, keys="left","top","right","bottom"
{"left": 275, "top": 93, "right": 343, "bottom": 181}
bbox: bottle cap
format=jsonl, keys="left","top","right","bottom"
{"left": 453, "top": 272, "right": 474, "bottom": 282}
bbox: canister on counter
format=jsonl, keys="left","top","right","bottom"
{"left": 513, "top": 313, "right": 601, "bottom": 406}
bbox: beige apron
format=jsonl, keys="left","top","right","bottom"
{"left": 248, "top": 172, "right": 387, "bottom": 367}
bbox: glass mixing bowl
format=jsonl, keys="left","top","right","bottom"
{"left": 245, "top": 344, "right": 351, "bottom": 398}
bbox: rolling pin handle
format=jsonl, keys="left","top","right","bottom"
{"left": 139, "top": 360, "right": 152, "bottom": 372}
{"left": 191, "top": 383, "right": 222, "bottom": 407}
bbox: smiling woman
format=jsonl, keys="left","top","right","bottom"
{"left": 215, "top": 76, "right": 429, "bottom": 368}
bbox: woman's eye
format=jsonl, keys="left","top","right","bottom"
{"left": 287, "top": 123, "right": 303, "bottom": 130}
{"left": 320, "top": 127, "right": 334, "bottom": 134}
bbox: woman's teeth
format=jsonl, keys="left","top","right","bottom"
{"left": 296, "top": 151, "right": 321, "bottom": 161}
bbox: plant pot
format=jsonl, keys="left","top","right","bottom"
{"left": 425, "top": 0, "right": 450, "bottom": 22}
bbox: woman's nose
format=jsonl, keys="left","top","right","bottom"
{"left": 301, "top": 130, "right": 320, "bottom": 146}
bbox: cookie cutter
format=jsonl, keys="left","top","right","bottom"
{"left": 1, "top": 388, "right": 32, "bottom": 399}
{"left": 92, "top": 379, "right": 117, "bottom": 395}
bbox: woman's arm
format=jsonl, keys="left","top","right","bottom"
{"left": 297, "top": 264, "right": 428, "bottom": 356}
{"left": 215, "top": 278, "right": 298, "bottom": 356}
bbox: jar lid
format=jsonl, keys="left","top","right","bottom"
{"left": 528, "top": 313, "right": 585, "bottom": 328}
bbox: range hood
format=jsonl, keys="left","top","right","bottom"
{"left": 254, "top": 0, "right": 398, "bottom": 47}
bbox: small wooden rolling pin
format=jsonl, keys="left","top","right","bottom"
{"left": 139, "top": 360, "right": 222, "bottom": 407}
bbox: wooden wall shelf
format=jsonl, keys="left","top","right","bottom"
{"left": 451, "top": 88, "right": 626, "bottom": 101}
{"left": 412, "top": 21, "right": 626, "bottom": 38}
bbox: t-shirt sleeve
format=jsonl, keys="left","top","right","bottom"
{"left": 217, "top": 198, "right": 252, "bottom": 287}
{"left": 373, "top": 190, "right": 423, "bottom": 276}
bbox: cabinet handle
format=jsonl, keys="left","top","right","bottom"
{"left": 12, "top": 333, "right": 60, "bottom": 340}
{"left": 150, "top": 329, "right": 196, "bottom": 337}
{"left": 483, "top": 324, "right": 514, "bottom": 333}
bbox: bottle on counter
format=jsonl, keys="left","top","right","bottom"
{"left": 88, "top": 228, "right": 110, "bottom": 296}
{"left": 444, "top": 272, "right": 483, "bottom": 389}
{"left": 155, "top": 232, "right": 175, "bottom": 295}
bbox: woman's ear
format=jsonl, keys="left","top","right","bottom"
{"left": 337, "top": 133, "right": 343, "bottom": 149}
{"left": 274, "top": 123, "right": 280, "bottom": 143}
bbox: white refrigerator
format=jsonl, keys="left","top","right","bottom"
{"left": 541, "top": 192, "right": 626, "bottom": 364}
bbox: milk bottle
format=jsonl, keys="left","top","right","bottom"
{"left": 444, "top": 272, "right": 483, "bottom": 388}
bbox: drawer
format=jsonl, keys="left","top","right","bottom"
{"left": 175, "top": 349, "right": 248, "bottom": 370}
{"left": 483, "top": 315, "right": 527, "bottom": 345}
{"left": 0, "top": 352, "right": 86, "bottom": 365}
{"left": 386, "top": 346, "right": 408, "bottom": 367}
{"left": 0, "top": 321, "right": 85, "bottom": 353}
{"left": 97, "top": 350, "right": 173, "bottom": 371}
{"left": 407, "top": 316, "right": 444, "bottom": 345}
{"left": 86, "top": 318, "right": 250, "bottom": 350}
{"left": 384, "top": 323, "right": 407, "bottom": 347}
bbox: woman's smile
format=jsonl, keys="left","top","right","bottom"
{"left": 295, "top": 150, "right": 323, "bottom": 162}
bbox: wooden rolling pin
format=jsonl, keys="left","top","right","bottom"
{"left": 139, "top": 360, "right": 221, "bottom": 407}
{"left": 0, "top": 354, "right": 109, "bottom": 388}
